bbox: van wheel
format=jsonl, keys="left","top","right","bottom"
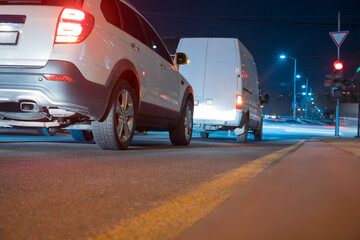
{"left": 236, "top": 116, "right": 249, "bottom": 143}
{"left": 36, "top": 127, "right": 58, "bottom": 136}
{"left": 70, "top": 130, "right": 94, "bottom": 141}
{"left": 169, "top": 99, "right": 193, "bottom": 145}
{"left": 253, "top": 121, "right": 263, "bottom": 141}
{"left": 92, "top": 81, "right": 137, "bottom": 150}
{"left": 200, "top": 131, "right": 209, "bottom": 139}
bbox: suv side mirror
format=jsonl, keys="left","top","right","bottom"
{"left": 261, "top": 94, "right": 270, "bottom": 104}
{"left": 175, "top": 52, "right": 189, "bottom": 65}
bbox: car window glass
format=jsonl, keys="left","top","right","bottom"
{"left": 100, "top": 0, "right": 121, "bottom": 29}
{"left": 139, "top": 17, "right": 173, "bottom": 64}
{"left": 118, "top": 1, "right": 147, "bottom": 45}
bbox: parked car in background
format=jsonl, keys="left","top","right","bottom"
{"left": 0, "top": 0, "right": 194, "bottom": 149}
{"left": 177, "top": 38, "right": 268, "bottom": 142}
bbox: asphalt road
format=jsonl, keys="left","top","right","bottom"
{"left": 0, "top": 127, "right": 359, "bottom": 240}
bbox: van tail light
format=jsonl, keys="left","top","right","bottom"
{"left": 55, "top": 8, "right": 94, "bottom": 44}
{"left": 236, "top": 95, "right": 243, "bottom": 111}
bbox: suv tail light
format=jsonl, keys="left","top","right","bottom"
{"left": 43, "top": 74, "right": 74, "bottom": 82}
{"left": 55, "top": 8, "right": 94, "bottom": 44}
{"left": 236, "top": 95, "right": 243, "bottom": 111}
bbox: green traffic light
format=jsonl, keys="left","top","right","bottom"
{"left": 357, "top": 67, "right": 360, "bottom": 73}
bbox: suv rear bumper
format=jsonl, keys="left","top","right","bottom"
{"left": 0, "top": 60, "right": 110, "bottom": 120}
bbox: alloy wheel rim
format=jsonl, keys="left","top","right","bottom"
{"left": 115, "top": 89, "right": 134, "bottom": 142}
{"left": 184, "top": 104, "right": 193, "bottom": 141}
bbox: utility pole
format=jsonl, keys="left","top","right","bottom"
{"left": 293, "top": 59, "right": 297, "bottom": 119}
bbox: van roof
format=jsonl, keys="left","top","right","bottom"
{"left": 179, "top": 37, "right": 255, "bottom": 64}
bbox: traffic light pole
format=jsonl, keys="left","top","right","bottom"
{"left": 334, "top": 11, "right": 341, "bottom": 137}
{"left": 337, "top": 12, "right": 341, "bottom": 60}
{"left": 335, "top": 97, "right": 340, "bottom": 136}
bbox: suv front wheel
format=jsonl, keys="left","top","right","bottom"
{"left": 92, "top": 81, "right": 137, "bottom": 150}
{"left": 169, "top": 99, "right": 193, "bottom": 145}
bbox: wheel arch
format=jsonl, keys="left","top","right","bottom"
{"left": 180, "top": 86, "right": 194, "bottom": 111}
{"left": 239, "top": 110, "right": 250, "bottom": 128}
{"left": 175, "top": 86, "right": 194, "bottom": 125}
{"left": 99, "top": 59, "right": 141, "bottom": 122}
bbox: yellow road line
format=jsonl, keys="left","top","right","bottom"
{"left": 91, "top": 140, "right": 305, "bottom": 240}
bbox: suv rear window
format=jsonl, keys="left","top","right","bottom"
{"left": 0, "top": 0, "right": 84, "bottom": 8}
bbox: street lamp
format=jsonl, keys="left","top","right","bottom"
{"left": 280, "top": 54, "right": 297, "bottom": 119}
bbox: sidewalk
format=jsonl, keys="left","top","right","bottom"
{"left": 176, "top": 138, "right": 360, "bottom": 240}
{"left": 322, "top": 138, "right": 360, "bottom": 158}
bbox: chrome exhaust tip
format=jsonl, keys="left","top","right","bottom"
{"left": 20, "top": 102, "right": 40, "bottom": 113}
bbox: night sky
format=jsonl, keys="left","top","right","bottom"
{"left": 127, "top": 0, "right": 360, "bottom": 101}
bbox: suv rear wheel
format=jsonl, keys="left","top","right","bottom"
{"left": 92, "top": 81, "right": 137, "bottom": 150}
{"left": 169, "top": 99, "right": 193, "bottom": 145}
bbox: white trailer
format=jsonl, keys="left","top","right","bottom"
{"left": 177, "top": 38, "right": 268, "bottom": 142}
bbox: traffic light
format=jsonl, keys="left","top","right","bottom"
{"left": 330, "top": 61, "right": 353, "bottom": 88}
{"left": 331, "top": 61, "right": 344, "bottom": 87}
{"left": 333, "top": 61, "right": 343, "bottom": 70}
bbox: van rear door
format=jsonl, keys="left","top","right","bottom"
{"left": 201, "top": 38, "right": 238, "bottom": 121}
{"left": 177, "top": 38, "right": 208, "bottom": 119}
{"left": 178, "top": 38, "right": 239, "bottom": 121}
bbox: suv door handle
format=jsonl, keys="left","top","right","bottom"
{"left": 131, "top": 43, "right": 139, "bottom": 51}
{"left": 160, "top": 64, "right": 166, "bottom": 69}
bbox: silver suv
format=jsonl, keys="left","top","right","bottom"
{"left": 0, "top": 0, "right": 194, "bottom": 150}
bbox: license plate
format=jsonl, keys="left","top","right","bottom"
{"left": 0, "top": 31, "right": 19, "bottom": 45}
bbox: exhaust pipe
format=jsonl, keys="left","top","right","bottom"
{"left": 20, "top": 102, "right": 40, "bottom": 113}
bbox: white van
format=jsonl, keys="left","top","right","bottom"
{"left": 177, "top": 38, "right": 268, "bottom": 142}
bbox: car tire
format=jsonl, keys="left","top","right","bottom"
{"left": 169, "top": 99, "right": 193, "bottom": 145}
{"left": 92, "top": 81, "right": 137, "bottom": 150}
{"left": 36, "top": 127, "right": 58, "bottom": 136}
{"left": 253, "top": 121, "right": 263, "bottom": 141}
{"left": 200, "top": 131, "right": 209, "bottom": 139}
{"left": 236, "top": 115, "right": 249, "bottom": 143}
{"left": 70, "top": 130, "right": 94, "bottom": 141}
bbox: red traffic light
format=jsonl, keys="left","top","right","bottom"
{"left": 333, "top": 61, "right": 343, "bottom": 70}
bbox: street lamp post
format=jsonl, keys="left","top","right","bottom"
{"left": 305, "top": 78, "right": 308, "bottom": 118}
{"left": 300, "top": 77, "right": 309, "bottom": 119}
{"left": 280, "top": 55, "right": 297, "bottom": 119}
